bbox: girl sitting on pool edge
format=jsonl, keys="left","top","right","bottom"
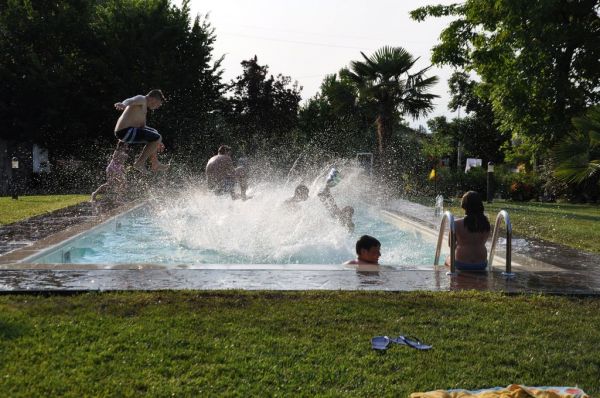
{"left": 445, "top": 191, "right": 491, "bottom": 271}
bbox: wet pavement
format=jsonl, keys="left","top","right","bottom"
{"left": 0, "top": 200, "right": 119, "bottom": 255}
{"left": 0, "top": 198, "right": 599, "bottom": 294}
{"left": 0, "top": 266, "right": 598, "bottom": 294}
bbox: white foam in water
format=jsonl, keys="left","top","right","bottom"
{"left": 149, "top": 168, "right": 434, "bottom": 266}
{"left": 156, "top": 173, "right": 362, "bottom": 264}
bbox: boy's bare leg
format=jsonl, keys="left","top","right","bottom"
{"left": 151, "top": 157, "right": 170, "bottom": 171}
{"left": 91, "top": 183, "right": 109, "bottom": 202}
{"left": 133, "top": 141, "right": 160, "bottom": 173}
{"left": 150, "top": 141, "right": 169, "bottom": 171}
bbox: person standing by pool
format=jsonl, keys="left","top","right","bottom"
{"left": 445, "top": 191, "right": 491, "bottom": 271}
{"left": 345, "top": 235, "right": 381, "bottom": 266}
{"left": 206, "top": 145, "right": 236, "bottom": 196}
{"left": 90, "top": 141, "right": 129, "bottom": 202}
{"left": 113, "top": 89, "right": 169, "bottom": 174}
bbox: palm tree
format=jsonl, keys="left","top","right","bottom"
{"left": 341, "top": 46, "right": 439, "bottom": 170}
{"left": 553, "top": 105, "right": 600, "bottom": 188}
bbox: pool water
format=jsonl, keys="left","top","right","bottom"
{"left": 30, "top": 183, "right": 437, "bottom": 267}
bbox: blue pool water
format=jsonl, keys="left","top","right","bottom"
{"left": 30, "top": 183, "right": 437, "bottom": 267}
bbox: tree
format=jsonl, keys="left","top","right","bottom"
{"left": 447, "top": 72, "right": 508, "bottom": 165}
{"left": 340, "top": 46, "right": 439, "bottom": 172}
{"left": 553, "top": 105, "right": 600, "bottom": 196}
{"left": 411, "top": 0, "right": 600, "bottom": 162}
{"left": 226, "top": 56, "right": 301, "bottom": 152}
{"left": 298, "top": 73, "right": 375, "bottom": 156}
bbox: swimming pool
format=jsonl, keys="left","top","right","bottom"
{"left": 26, "top": 186, "right": 441, "bottom": 268}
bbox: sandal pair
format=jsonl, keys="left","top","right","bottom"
{"left": 371, "top": 335, "right": 432, "bottom": 351}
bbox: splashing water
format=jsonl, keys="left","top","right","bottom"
{"left": 148, "top": 167, "right": 435, "bottom": 265}
{"left": 33, "top": 164, "right": 437, "bottom": 266}
{"left": 156, "top": 171, "right": 362, "bottom": 264}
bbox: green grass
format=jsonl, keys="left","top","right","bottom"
{"left": 446, "top": 200, "right": 600, "bottom": 254}
{"left": 0, "top": 291, "right": 598, "bottom": 396}
{"left": 0, "top": 195, "right": 88, "bottom": 225}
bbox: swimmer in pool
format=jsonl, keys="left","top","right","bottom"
{"left": 345, "top": 235, "right": 381, "bottom": 267}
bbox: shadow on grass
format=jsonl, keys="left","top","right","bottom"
{"left": 0, "top": 320, "right": 27, "bottom": 340}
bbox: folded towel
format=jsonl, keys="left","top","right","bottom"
{"left": 410, "top": 384, "right": 589, "bottom": 398}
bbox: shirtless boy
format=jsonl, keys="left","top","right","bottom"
{"left": 345, "top": 235, "right": 381, "bottom": 267}
{"left": 113, "top": 89, "right": 168, "bottom": 173}
{"left": 206, "top": 145, "right": 236, "bottom": 196}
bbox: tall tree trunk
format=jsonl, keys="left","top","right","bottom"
{"left": 375, "top": 110, "right": 394, "bottom": 177}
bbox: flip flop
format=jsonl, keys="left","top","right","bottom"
{"left": 397, "top": 335, "right": 432, "bottom": 350}
{"left": 371, "top": 336, "right": 391, "bottom": 350}
{"left": 371, "top": 336, "right": 409, "bottom": 350}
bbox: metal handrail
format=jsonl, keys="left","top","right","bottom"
{"left": 434, "top": 211, "right": 456, "bottom": 274}
{"left": 488, "top": 210, "right": 515, "bottom": 278}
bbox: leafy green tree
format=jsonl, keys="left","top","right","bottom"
{"left": 298, "top": 73, "right": 375, "bottom": 156}
{"left": 340, "top": 46, "right": 439, "bottom": 172}
{"left": 553, "top": 105, "right": 600, "bottom": 196}
{"left": 0, "top": 0, "right": 98, "bottom": 153}
{"left": 411, "top": 0, "right": 600, "bottom": 162}
{"left": 447, "top": 72, "right": 508, "bottom": 164}
{"left": 226, "top": 56, "right": 302, "bottom": 152}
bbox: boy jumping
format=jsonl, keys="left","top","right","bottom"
{"left": 114, "top": 89, "right": 169, "bottom": 173}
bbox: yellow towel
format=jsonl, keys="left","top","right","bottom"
{"left": 410, "top": 384, "right": 589, "bottom": 398}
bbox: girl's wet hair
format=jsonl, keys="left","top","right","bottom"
{"left": 461, "top": 191, "right": 491, "bottom": 233}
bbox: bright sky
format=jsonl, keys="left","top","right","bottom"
{"left": 178, "top": 0, "right": 461, "bottom": 129}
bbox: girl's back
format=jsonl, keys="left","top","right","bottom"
{"left": 454, "top": 218, "right": 489, "bottom": 263}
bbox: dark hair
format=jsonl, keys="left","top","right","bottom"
{"left": 294, "top": 184, "right": 309, "bottom": 197}
{"left": 218, "top": 145, "right": 231, "bottom": 155}
{"left": 461, "top": 191, "right": 491, "bottom": 233}
{"left": 147, "top": 89, "right": 165, "bottom": 102}
{"left": 356, "top": 235, "right": 380, "bottom": 255}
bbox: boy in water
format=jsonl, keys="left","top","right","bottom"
{"left": 206, "top": 145, "right": 236, "bottom": 197}
{"left": 283, "top": 184, "right": 310, "bottom": 209}
{"left": 318, "top": 172, "right": 355, "bottom": 232}
{"left": 91, "top": 141, "right": 129, "bottom": 202}
{"left": 113, "top": 89, "right": 169, "bottom": 173}
{"left": 345, "top": 235, "right": 381, "bottom": 266}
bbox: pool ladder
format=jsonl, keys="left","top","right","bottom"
{"left": 434, "top": 210, "right": 515, "bottom": 278}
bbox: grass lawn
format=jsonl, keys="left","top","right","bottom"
{"left": 0, "top": 195, "right": 89, "bottom": 225}
{"left": 0, "top": 291, "right": 598, "bottom": 396}
{"left": 446, "top": 200, "right": 600, "bottom": 254}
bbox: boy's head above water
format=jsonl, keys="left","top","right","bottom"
{"left": 356, "top": 235, "right": 381, "bottom": 264}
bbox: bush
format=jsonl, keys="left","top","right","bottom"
{"left": 428, "top": 166, "right": 488, "bottom": 199}
{"left": 504, "top": 172, "right": 541, "bottom": 201}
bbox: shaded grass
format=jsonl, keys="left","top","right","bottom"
{"left": 0, "top": 291, "right": 598, "bottom": 396}
{"left": 0, "top": 195, "right": 88, "bottom": 225}
{"left": 447, "top": 200, "right": 600, "bottom": 254}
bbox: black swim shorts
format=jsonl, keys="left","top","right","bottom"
{"left": 115, "top": 126, "right": 161, "bottom": 144}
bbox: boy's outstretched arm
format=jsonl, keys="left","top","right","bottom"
{"left": 114, "top": 95, "right": 146, "bottom": 110}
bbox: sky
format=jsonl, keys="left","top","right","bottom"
{"left": 176, "top": 0, "right": 461, "bottom": 129}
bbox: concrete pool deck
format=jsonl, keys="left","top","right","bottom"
{"left": 0, "top": 199, "right": 599, "bottom": 294}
